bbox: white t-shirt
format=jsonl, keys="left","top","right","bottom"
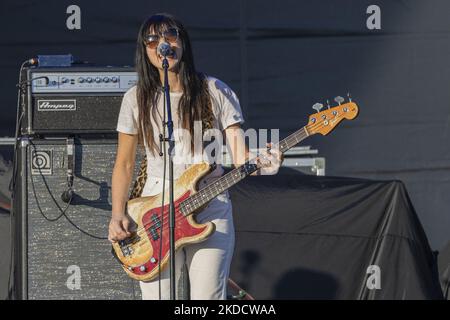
{"left": 116, "top": 76, "right": 244, "bottom": 196}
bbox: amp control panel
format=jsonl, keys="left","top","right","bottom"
{"left": 30, "top": 67, "right": 138, "bottom": 93}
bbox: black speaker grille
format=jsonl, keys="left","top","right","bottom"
{"left": 31, "top": 95, "right": 123, "bottom": 134}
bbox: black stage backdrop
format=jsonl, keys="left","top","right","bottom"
{"left": 438, "top": 241, "right": 450, "bottom": 299}
{"left": 0, "top": 0, "right": 449, "bottom": 299}
{"left": 230, "top": 170, "right": 443, "bottom": 299}
{"left": 1, "top": 0, "right": 449, "bottom": 252}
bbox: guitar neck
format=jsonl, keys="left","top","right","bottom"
{"left": 180, "top": 126, "right": 310, "bottom": 216}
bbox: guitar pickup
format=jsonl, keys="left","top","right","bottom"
{"left": 148, "top": 228, "right": 160, "bottom": 241}
{"left": 148, "top": 214, "right": 162, "bottom": 240}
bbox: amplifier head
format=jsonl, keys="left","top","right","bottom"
{"left": 21, "top": 66, "right": 137, "bottom": 136}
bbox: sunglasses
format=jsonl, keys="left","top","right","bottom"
{"left": 145, "top": 28, "right": 179, "bottom": 49}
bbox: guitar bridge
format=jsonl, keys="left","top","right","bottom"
{"left": 118, "top": 234, "right": 141, "bottom": 257}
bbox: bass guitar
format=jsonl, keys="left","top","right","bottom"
{"left": 112, "top": 97, "right": 359, "bottom": 281}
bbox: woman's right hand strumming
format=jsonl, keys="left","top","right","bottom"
{"left": 108, "top": 214, "right": 134, "bottom": 243}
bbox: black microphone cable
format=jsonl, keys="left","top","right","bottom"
{"left": 158, "top": 89, "right": 168, "bottom": 300}
{"left": 7, "top": 58, "right": 37, "bottom": 299}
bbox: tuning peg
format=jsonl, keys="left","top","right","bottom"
{"left": 326, "top": 99, "right": 331, "bottom": 109}
{"left": 312, "top": 103, "right": 323, "bottom": 113}
{"left": 334, "top": 96, "right": 345, "bottom": 105}
{"left": 347, "top": 92, "right": 352, "bottom": 102}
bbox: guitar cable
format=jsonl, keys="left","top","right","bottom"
{"left": 28, "top": 140, "right": 108, "bottom": 240}
{"left": 8, "top": 61, "right": 49, "bottom": 298}
{"left": 7, "top": 60, "right": 29, "bottom": 299}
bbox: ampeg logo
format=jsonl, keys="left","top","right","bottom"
{"left": 31, "top": 150, "right": 52, "bottom": 175}
{"left": 37, "top": 99, "right": 76, "bottom": 111}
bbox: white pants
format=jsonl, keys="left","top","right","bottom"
{"left": 139, "top": 193, "right": 235, "bottom": 300}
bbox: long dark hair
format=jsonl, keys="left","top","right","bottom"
{"left": 135, "top": 13, "right": 211, "bottom": 155}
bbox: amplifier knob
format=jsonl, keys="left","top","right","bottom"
{"left": 103, "top": 77, "right": 110, "bottom": 83}
{"left": 111, "top": 76, "right": 118, "bottom": 83}
{"left": 61, "top": 77, "right": 69, "bottom": 84}
{"left": 78, "top": 77, "right": 85, "bottom": 83}
{"left": 86, "top": 77, "right": 93, "bottom": 83}
{"left": 95, "top": 77, "right": 102, "bottom": 83}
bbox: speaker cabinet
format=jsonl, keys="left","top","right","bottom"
{"left": 13, "top": 137, "right": 143, "bottom": 299}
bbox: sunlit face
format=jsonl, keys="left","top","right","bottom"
{"left": 145, "top": 25, "right": 183, "bottom": 72}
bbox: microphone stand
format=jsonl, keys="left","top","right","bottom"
{"left": 161, "top": 56, "right": 176, "bottom": 300}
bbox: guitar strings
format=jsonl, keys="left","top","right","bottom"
{"left": 126, "top": 113, "right": 345, "bottom": 240}
{"left": 123, "top": 114, "right": 341, "bottom": 241}
{"left": 124, "top": 101, "right": 359, "bottom": 244}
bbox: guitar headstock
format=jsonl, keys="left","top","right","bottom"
{"left": 306, "top": 96, "right": 359, "bottom": 136}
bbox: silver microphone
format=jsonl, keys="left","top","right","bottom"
{"left": 157, "top": 42, "right": 173, "bottom": 57}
